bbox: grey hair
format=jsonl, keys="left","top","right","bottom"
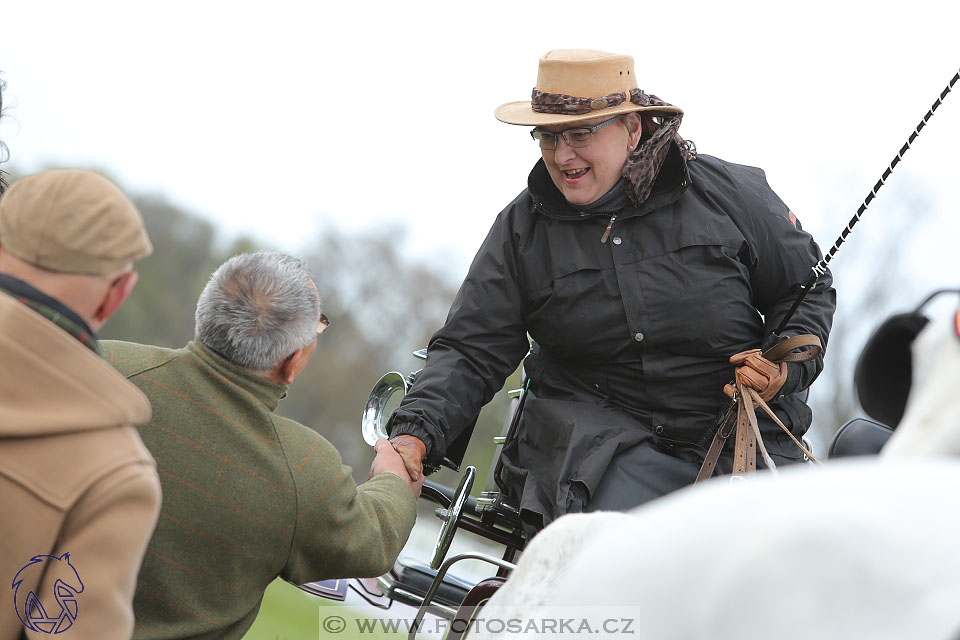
{"left": 195, "top": 251, "right": 321, "bottom": 371}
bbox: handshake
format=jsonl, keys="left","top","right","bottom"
{"left": 369, "top": 436, "right": 427, "bottom": 498}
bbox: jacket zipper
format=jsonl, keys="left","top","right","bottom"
{"left": 600, "top": 214, "right": 616, "bottom": 243}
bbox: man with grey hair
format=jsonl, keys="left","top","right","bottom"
{"left": 103, "top": 251, "right": 420, "bottom": 639}
{"left": 195, "top": 251, "right": 326, "bottom": 379}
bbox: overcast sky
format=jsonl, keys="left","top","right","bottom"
{"left": 2, "top": 0, "right": 958, "bottom": 289}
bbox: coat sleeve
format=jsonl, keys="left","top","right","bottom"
{"left": 277, "top": 419, "right": 417, "bottom": 583}
{"left": 724, "top": 163, "right": 837, "bottom": 394}
{"left": 387, "top": 202, "right": 533, "bottom": 463}
{"left": 51, "top": 460, "right": 161, "bottom": 640}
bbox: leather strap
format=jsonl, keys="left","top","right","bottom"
{"left": 696, "top": 400, "right": 736, "bottom": 481}
{"left": 762, "top": 334, "right": 823, "bottom": 363}
{"left": 695, "top": 334, "right": 823, "bottom": 483}
{"left": 732, "top": 395, "right": 756, "bottom": 475}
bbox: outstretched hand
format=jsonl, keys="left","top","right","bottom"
{"left": 369, "top": 438, "right": 424, "bottom": 498}
{"left": 388, "top": 434, "right": 427, "bottom": 484}
{"left": 723, "top": 349, "right": 788, "bottom": 402}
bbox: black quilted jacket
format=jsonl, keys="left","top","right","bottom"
{"left": 389, "top": 143, "right": 835, "bottom": 523}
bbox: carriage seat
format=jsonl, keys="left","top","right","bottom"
{"left": 388, "top": 558, "right": 474, "bottom": 609}
{"left": 828, "top": 418, "right": 894, "bottom": 459}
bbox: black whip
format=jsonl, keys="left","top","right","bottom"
{"left": 772, "top": 67, "right": 960, "bottom": 338}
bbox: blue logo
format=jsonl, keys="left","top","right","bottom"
{"left": 11, "top": 553, "right": 84, "bottom": 634}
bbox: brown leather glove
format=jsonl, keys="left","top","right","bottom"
{"left": 723, "top": 349, "right": 788, "bottom": 402}
{"left": 389, "top": 434, "right": 426, "bottom": 483}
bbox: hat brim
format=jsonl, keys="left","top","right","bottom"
{"left": 494, "top": 100, "right": 683, "bottom": 126}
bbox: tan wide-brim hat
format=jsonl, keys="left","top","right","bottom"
{"left": 0, "top": 169, "right": 152, "bottom": 275}
{"left": 495, "top": 49, "right": 683, "bottom": 126}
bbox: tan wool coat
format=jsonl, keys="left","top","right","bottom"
{"left": 0, "top": 292, "right": 161, "bottom": 640}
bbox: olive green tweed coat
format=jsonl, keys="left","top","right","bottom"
{"left": 104, "top": 339, "right": 417, "bottom": 639}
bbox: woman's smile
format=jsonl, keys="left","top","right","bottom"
{"left": 562, "top": 168, "right": 591, "bottom": 183}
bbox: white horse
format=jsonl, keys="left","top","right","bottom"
{"left": 473, "top": 309, "right": 960, "bottom": 640}
{"left": 882, "top": 306, "right": 960, "bottom": 456}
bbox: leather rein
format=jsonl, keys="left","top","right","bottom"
{"left": 696, "top": 334, "right": 823, "bottom": 482}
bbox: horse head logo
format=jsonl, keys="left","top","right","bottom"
{"left": 11, "top": 553, "right": 84, "bottom": 634}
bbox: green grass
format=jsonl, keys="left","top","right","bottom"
{"left": 243, "top": 579, "right": 441, "bottom": 640}
{"left": 243, "top": 504, "right": 508, "bottom": 639}
{"left": 243, "top": 579, "right": 321, "bottom": 639}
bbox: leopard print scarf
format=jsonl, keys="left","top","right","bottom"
{"left": 622, "top": 100, "right": 696, "bottom": 207}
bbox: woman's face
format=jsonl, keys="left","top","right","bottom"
{"left": 540, "top": 113, "right": 641, "bottom": 206}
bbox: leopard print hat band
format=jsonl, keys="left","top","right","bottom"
{"left": 531, "top": 87, "right": 672, "bottom": 116}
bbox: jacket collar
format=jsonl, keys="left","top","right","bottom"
{"left": 187, "top": 339, "right": 289, "bottom": 412}
{"left": 528, "top": 141, "right": 691, "bottom": 221}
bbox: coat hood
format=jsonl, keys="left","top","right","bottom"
{"left": 0, "top": 292, "right": 151, "bottom": 437}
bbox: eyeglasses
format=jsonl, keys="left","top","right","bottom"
{"left": 317, "top": 313, "right": 330, "bottom": 336}
{"left": 530, "top": 115, "right": 625, "bottom": 150}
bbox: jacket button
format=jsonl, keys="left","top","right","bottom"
{"left": 634, "top": 332, "right": 644, "bottom": 342}
{"left": 612, "top": 236, "right": 622, "bottom": 245}
{"left": 655, "top": 425, "right": 664, "bottom": 434}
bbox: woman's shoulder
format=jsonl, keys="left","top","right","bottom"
{"left": 494, "top": 184, "right": 539, "bottom": 229}
{"left": 688, "top": 153, "right": 771, "bottom": 187}
{"left": 685, "top": 154, "right": 793, "bottom": 232}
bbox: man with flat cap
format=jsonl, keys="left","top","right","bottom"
{"left": 0, "top": 169, "right": 160, "bottom": 639}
